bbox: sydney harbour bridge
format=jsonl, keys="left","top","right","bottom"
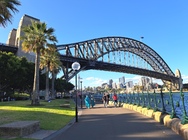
{"left": 0, "top": 36, "right": 183, "bottom": 89}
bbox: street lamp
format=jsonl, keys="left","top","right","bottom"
{"left": 80, "top": 81, "right": 83, "bottom": 108}
{"left": 140, "top": 36, "right": 144, "bottom": 42}
{"left": 71, "top": 62, "right": 80, "bottom": 122}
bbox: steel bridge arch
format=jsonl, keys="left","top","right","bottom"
{"left": 57, "top": 36, "right": 182, "bottom": 89}
{"left": 96, "top": 46, "right": 169, "bottom": 76}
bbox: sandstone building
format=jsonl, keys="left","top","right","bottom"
{"left": 6, "top": 14, "right": 40, "bottom": 62}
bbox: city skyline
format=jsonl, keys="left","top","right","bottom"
{"left": 81, "top": 74, "right": 159, "bottom": 89}
{"left": 71, "top": 71, "right": 164, "bottom": 89}
{"left": 1, "top": 0, "right": 188, "bottom": 88}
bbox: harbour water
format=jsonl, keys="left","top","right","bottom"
{"left": 93, "top": 92, "right": 188, "bottom": 121}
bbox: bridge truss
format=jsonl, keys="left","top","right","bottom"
{"left": 57, "top": 36, "right": 182, "bottom": 89}
{"left": 0, "top": 43, "right": 18, "bottom": 54}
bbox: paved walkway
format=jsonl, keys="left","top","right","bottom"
{"left": 44, "top": 103, "right": 183, "bottom": 140}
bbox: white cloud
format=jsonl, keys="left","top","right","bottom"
{"left": 85, "top": 77, "right": 95, "bottom": 81}
{"left": 182, "top": 75, "right": 188, "bottom": 83}
{"left": 85, "top": 77, "right": 107, "bottom": 87}
{"left": 152, "top": 79, "right": 163, "bottom": 85}
{"left": 125, "top": 75, "right": 142, "bottom": 83}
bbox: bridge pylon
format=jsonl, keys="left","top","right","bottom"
{"left": 175, "top": 69, "right": 183, "bottom": 90}
{"left": 163, "top": 69, "right": 183, "bottom": 91}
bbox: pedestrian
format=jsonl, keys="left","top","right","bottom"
{"left": 112, "top": 93, "right": 118, "bottom": 107}
{"left": 90, "top": 95, "right": 95, "bottom": 108}
{"left": 107, "top": 93, "right": 110, "bottom": 105}
{"left": 102, "top": 93, "right": 109, "bottom": 108}
{"left": 84, "top": 95, "right": 91, "bottom": 109}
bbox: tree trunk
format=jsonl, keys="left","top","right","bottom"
{"left": 51, "top": 70, "right": 56, "bottom": 99}
{"left": 45, "top": 65, "right": 50, "bottom": 101}
{"left": 32, "top": 50, "right": 40, "bottom": 105}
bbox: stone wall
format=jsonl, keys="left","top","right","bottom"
{"left": 108, "top": 101, "right": 188, "bottom": 139}
{"left": 121, "top": 102, "right": 188, "bottom": 140}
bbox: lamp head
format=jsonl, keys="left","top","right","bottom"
{"left": 72, "top": 62, "right": 80, "bottom": 71}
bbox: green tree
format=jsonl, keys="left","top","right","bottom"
{"left": 51, "top": 68, "right": 61, "bottom": 99}
{"left": 62, "top": 80, "right": 74, "bottom": 94}
{"left": 55, "top": 78, "right": 64, "bottom": 93}
{"left": 0, "top": 52, "right": 34, "bottom": 95}
{"left": 40, "top": 45, "right": 61, "bottom": 101}
{"left": 10, "top": 57, "right": 33, "bottom": 92}
{"left": 0, "top": 51, "right": 18, "bottom": 91}
{"left": 21, "top": 21, "right": 57, "bottom": 105}
{"left": 49, "top": 46, "right": 61, "bottom": 99}
{"left": 21, "top": 59, "right": 34, "bottom": 94}
{"left": 0, "top": 0, "right": 21, "bottom": 27}
{"left": 55, "top": 79, "right": 74, "bottom": 97}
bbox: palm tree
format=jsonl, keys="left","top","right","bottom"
{"left": 21, "top": 21, "right": 57, "bottom": 105}
{"left": 0, "top": 0, "right": 21, "bottom": 27}
{"left": 51, "top": 64, "right": 61, "bottom": 99}
{"left": 40, "top": 44, "right": 61, "bottom": 101}
{"left": 48, "top": 46, "right": 62, "bottom": 99}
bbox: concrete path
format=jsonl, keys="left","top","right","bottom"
{"left": 45, "top": 103, "right": 183, "bottom": 140}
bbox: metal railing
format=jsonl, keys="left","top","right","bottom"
{"left": 113, "top": 90, "right": 188, "bottom": 124}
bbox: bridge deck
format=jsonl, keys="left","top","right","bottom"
{"left": 0, "top": 43, "right": 18, "bottom": 53}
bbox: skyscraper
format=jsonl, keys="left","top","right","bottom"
{"left": 119, "top": 76, "right": 125, "bottom": 85}
{"left": 109, "top": 79, "right": 113, "bottom": 88}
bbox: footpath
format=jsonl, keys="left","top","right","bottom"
{"left": 43, "top": 103, "right": 183, "bottom": 140}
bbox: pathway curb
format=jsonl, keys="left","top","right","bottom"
{"left": 121, "top": 102, "right": 188, "bottom": 140}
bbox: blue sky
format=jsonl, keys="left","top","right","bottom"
{"left": 0, "top": 0, "right": 188, "bottom": 88}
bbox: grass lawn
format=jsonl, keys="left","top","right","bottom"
{"left": 0, "top": 98, "right": 75, "bottom": 139}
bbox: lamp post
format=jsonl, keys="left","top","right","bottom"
{"left": 80, "top": 81, "right": 83, "bottom": 108}
{"left": 72, "top": 62, "right": 80, "bottom": 122}
{"left": 78, "top": 75, "right": 82, "bottom": 100}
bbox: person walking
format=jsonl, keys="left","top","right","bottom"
{"left": 84, "top": 95, "right": 91, "bottom": 109}
{"left": 102, "top": 93, "right": 109, "bottom": 108}
{"left": 90, "top": 95, "right": 95, "bottom": 108}
{"left": 112, "top": 93, "right": 118, "bottom": 107}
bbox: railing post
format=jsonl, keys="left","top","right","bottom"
{"left": 128, "top": 94, "right": 130, "bottom": 104}
{"left": 126, "top": 94, "right": 128, "bottom": 103}
{"left": 147, "top": 91, "right": 151, "bottom": 109}
{"left": 153, "top": 90, "right": 157, "bottom": 112}
{"left": 142, "top": 91, "right": 145, "bottom": 107}
{"left": 169, "top": 90, "right": 176, "bottom": 118}
{"left": 130, "top": 93, "right": 133, "bottom": 104}
{"left": 160, "top": 88, "right": 166, "bottom": 113}
{"left": 137, "top": 93, "right": 140, "bottom": 106}
{"left": 180, "top": 89, "right": 188, "bottom": 124}
{"left": 125, "top": 94, "right": 128, "bottom": 103}
{"left": 133, "top": 92, "right": 136, "bottom": 105}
